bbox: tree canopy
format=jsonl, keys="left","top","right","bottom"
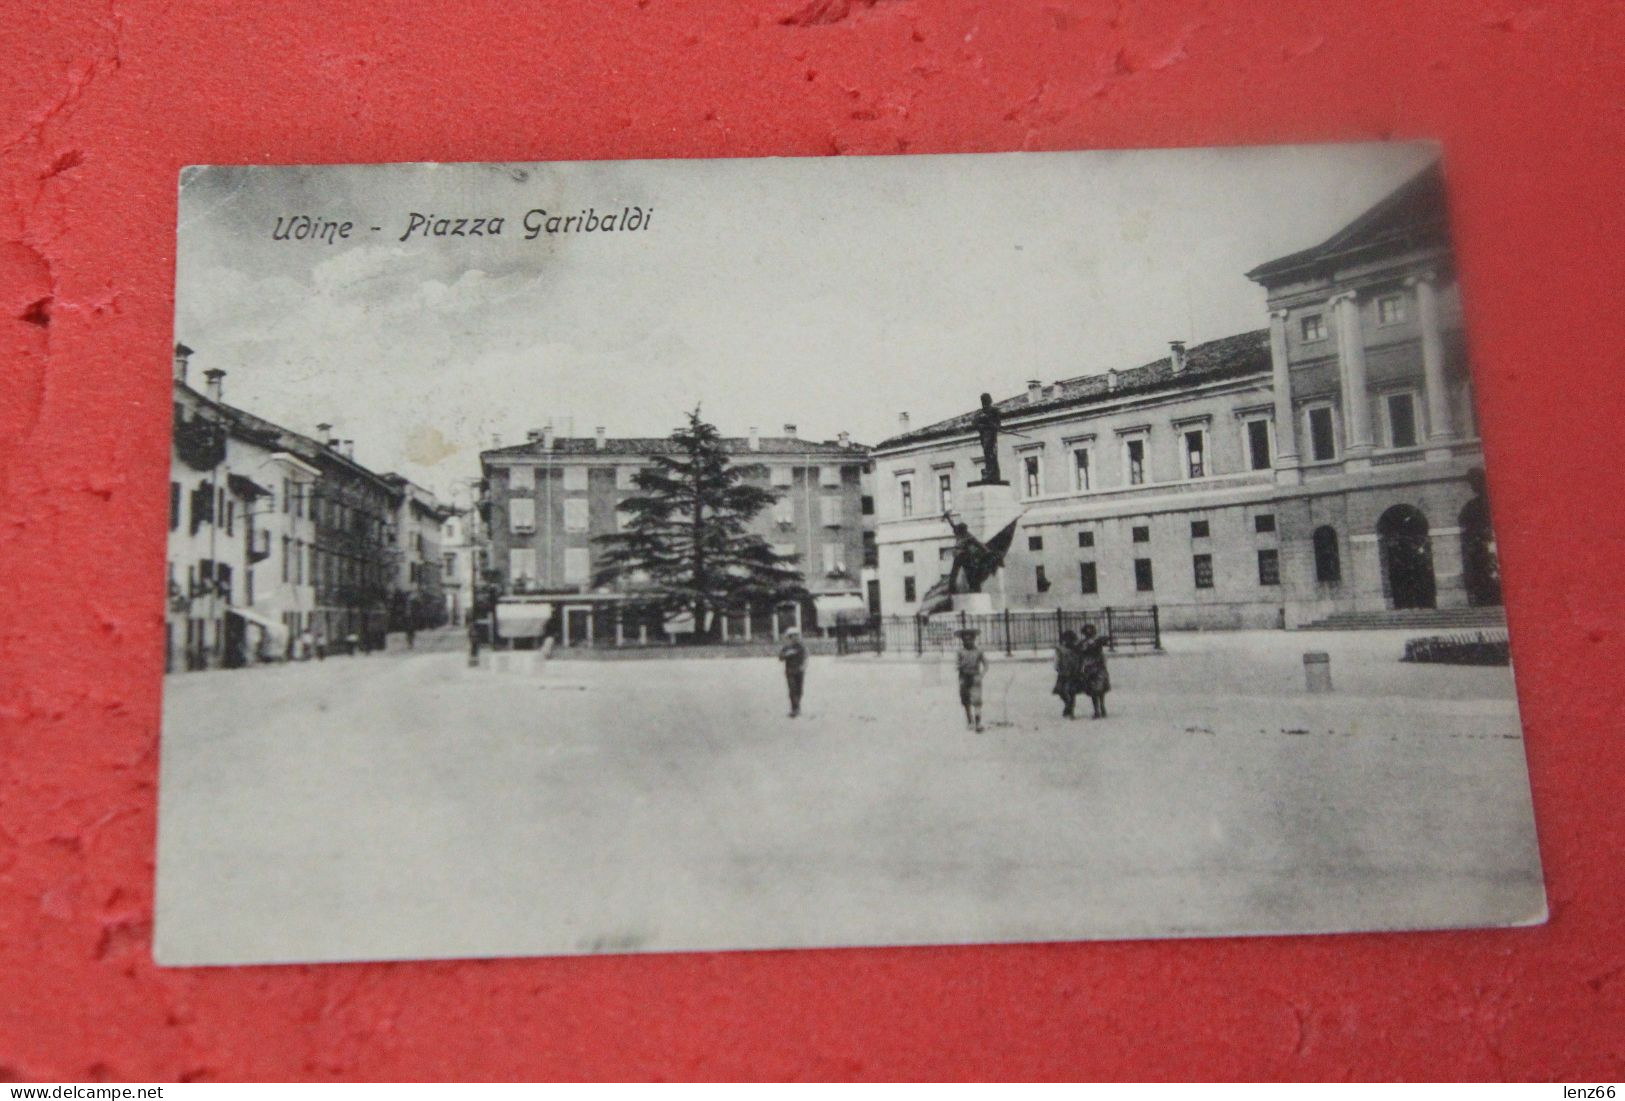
{"left": 593, "top": 409, "right": 805, "bottom": 638}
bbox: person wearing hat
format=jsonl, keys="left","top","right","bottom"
{"left": 955, "top": 628, "right": 989, "bottom": 732}
{"left": 778, "top": 627, "right": 808, "bottom": 718}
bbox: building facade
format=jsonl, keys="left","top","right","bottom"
{"left": 168, "top": 350, "right": 321, "bottom": 670}
{"left": 439, "top": 497, "right": 489, "bottom": 627}
{"left": 870, "top": 163, "right": 1499, "bottom": 630}
{"left": 383, "top": 474, "right": 452, "bottom": 631}
{"left": 479, "top": 424, "right": 873, "bottom": 643}
{"left": 167, "top": 344, "right": 417, "bottom": 668}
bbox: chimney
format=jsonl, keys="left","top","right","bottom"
{"left": 541, "top": 425, "right": 555, "bottom": 450}
{"left": 838, "top": 430, "right": 850, "bottom": 448}
{"left": 898, "top": 412, "right": 910, "bottom": 431}
{"left": 204, "top": 367, "right": 225, "bottom": 402}
{"left": 1107, "top": 369, "right": 1120, "bottom": 392}
{"left": 316, "top": 422, "right": 334, "bottom": 445}
{"left": 491, "top": 433, "right": 502, "bottom": 448}
{"left": 748, "top": 426, "right": 760, "bottom": 451}
{"left": 1170, "top": 340, "right": 1187, "bottom": 373}
{"left": 783, "top": 423, "right": 798, "bottom": 438}
{"left": 526, "top": 428, "right": 543, "bottom": 443}
{"left": 173, "top": 343, "right": 193, "bottom": 383}
{"left": 594, "top": 426, "right": 606, "bottom": 450}
{"left": 341, "top": 440, "right": 355, "bottom": 459}
{"left": 1026, "top": 379, "right": 1042, "bottom": 404}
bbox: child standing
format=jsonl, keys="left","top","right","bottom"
{"left": 955, "top": 628, "right": 989, "bottom": 732}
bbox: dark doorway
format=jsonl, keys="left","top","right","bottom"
{"left": 1377, "top": 504, "right": 1436, "bottom": 610}
{"left": 1459, "top": 496, "right": 1502, "bottom": 606}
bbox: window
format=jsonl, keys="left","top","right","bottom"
{"left": 563, "top": 547, "right": 590, "bottom": 585}
{"left": 510, "top": 548, "right": 537, "bottom": 584}
{"left": 444, "top": 552, "right": 457, "bottom": 575}
{"left": 225, "top": 499, "right": 235, "bottom": 537}
{"left": 1132, "top": 525, "right": 1150, "bottom": 543}
{"left": 509, "top": 497, "right": 536, "bottom": 532}
{"left": 1134, "top": 558, "right": 1155, "bottom": 592}
{"left": 1193, "top": 553, "right": 1214, "bottom": 589}
{"left": 1022, "top": 454, "right": 1042, "bottom": 499}
{"left": 1385, "top": 391, "right": 1419, "bottom": 449}
{"left": 1078, "top": 561, "right": 1098, "bottom": 594}
{"left": 1182, "top": 429, "right": 1207, "bottom": 479}
{"left": 773, "top": 542, "right": 797, "bottom": 562}
{"left": 820, "top": 496, "right": 843, "bottom": 527}
{"left": 902, "top": 549, "right": 914, "bottom": 565}
{"left": 1307, "top": 405, "right": 1337, "bottom": 462}
{"left": 903, "top": 576, "right": 917, "bottom": 603}
{"left": 170, "top": 482, "right": 180, "bottom": 531}
{"left": 861, "top": 495, "right": 874, "bottom": 516}
{"left": 821, "top": 543, "right": 844, "bottom": 575}
{"left": 1125, "top": 438, "right": 1146, "bottom": 485}
{"left": 899, "top": 477, "right": 914, "bottom": 517}
{"left": 1313, "top": 525, "right": 1342, "bottom": 584}
{"left": 1027, "top": 535, "right": 1044, "bottom": 552}
{"left": 1246, "top": 418, "right": 1273, "bottom": 471}
{"left": 1301, "top": 314, "right": 1327, "bottom": 342}
{"left": 1072, "top": 447, "right": 1092, "bottom": 491}
{"left": 937, "top": 471, "right": 952, "bottom": 511}
{"left": 1036, "top": 565, "right": 1050, "bottom": 593}
{"left": 773, "top": 498, "right": 795, "bottom": 526}
{"left": 771, "top": 465, "right": 794, "bottom": 488}
{"left": 820, "top": 465, "right": 843, "bottom": 488}
{"left": 563, "top": 498, "right": 589, "bottom": 533}
{"left": 1191, "top": 520, "right": 1210, "bottom": 539}
{"left": 281, "top": 536, "right": 290, "bottom": 582}
{"left": 1077, "top": 530, "right": 1095, "bottom": 549}
{"left": 1257, "top": 548, "right": 1280, "bottom": 586}
{"left": 1376, "top": 293, "right": 1407, "bottom": 325}
{"left": 1254, "top": 513, "right": 1276, "bottom": 534}
{"left": 281, "top": 479, "right": 290, "bottom": 515}
{"left": 510, "top": 465, "right": 535, "bottom": 490}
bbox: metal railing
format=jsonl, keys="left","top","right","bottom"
{"left": 835, "top": 607, "right": 1161, "bottom": 656}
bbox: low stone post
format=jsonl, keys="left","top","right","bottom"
{"left": 1304, "top": 651, "right": 1332, "bottom": 693}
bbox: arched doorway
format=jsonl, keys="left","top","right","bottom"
{"left": 1377, "top": 504, "right": 1436, "bottom": 610}
{"left": 1458, "top": 497, "right": 1501, "bottom": 606}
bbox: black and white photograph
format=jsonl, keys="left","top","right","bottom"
{"left": 156, "top": 144, "right": 1545, "bottom": 966}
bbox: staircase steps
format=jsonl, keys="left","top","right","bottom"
{"left": 1299, "top": 607, "right": 1507, "bottom": 631}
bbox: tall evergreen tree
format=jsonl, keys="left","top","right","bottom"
{"left": 593, "top": 409, "right": 805, "bottom": 639}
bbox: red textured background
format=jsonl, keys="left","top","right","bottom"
{"left": 2, "top": 0, "right": 1622, "bottom": 1082}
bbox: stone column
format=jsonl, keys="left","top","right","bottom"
{"left": 1407, "top": 270, "right": 1456, "bottom": 460}
{"left": 1332, "top": 291, "right": 1374, "bottom": 466}
{"left": 1268, "top": 308, "right": 1301, "bottom": 485}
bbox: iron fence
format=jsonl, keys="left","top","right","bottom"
{"left": 834, "top": 607, "right": 1161, "bottom": 656}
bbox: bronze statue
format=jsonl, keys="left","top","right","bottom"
{"left": 970, "top": 392, "right": 1003, "bottom": 484}
{"left": 917, "top": 510, "right": 1022, "bottom": 615}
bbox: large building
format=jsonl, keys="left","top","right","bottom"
{"left": 870, "top": 162, "right": 1500, "bottom": 630}
{"left": 167, "top": 344, "right": 448, "bottom": 668}
{"left": 168, "top": 349, "right": 321, "bottom": 669}
{"left": 479, "top": 424, "right": 875, "bottom": 644}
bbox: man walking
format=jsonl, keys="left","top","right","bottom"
{"left": 778, "top": 627, "right": 808, "bottom": 718}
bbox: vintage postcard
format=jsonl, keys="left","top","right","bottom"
{"left": 155, "top": 145, "right": 1544, "bottom": 965}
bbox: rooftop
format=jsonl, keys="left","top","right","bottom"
{"left": 1245, "top": 161, "right": 1449, "bottom": 286}
{"left": 482, "top": 435, "right": 870, "bottom": 463}
{"left": 875, "top": 328, "right": 1271, "bottom": 451}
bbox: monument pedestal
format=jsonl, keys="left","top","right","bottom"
{"left": 959, "top": 480, "right": 1023, "bottom": 542}
{"left": 950, "top": 480, "right": 1023, "bottom": 615}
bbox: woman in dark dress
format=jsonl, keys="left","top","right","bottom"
{"left": 1077, "top": 623, "right": 1112, "bottom": 718}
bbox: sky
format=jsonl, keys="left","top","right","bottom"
{"left": 174, "top": 143, "right": 1437, "bottom": 499}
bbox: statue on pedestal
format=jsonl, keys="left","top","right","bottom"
{"left": 970, "top": 393, "right": 1004, "bottom": 485}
